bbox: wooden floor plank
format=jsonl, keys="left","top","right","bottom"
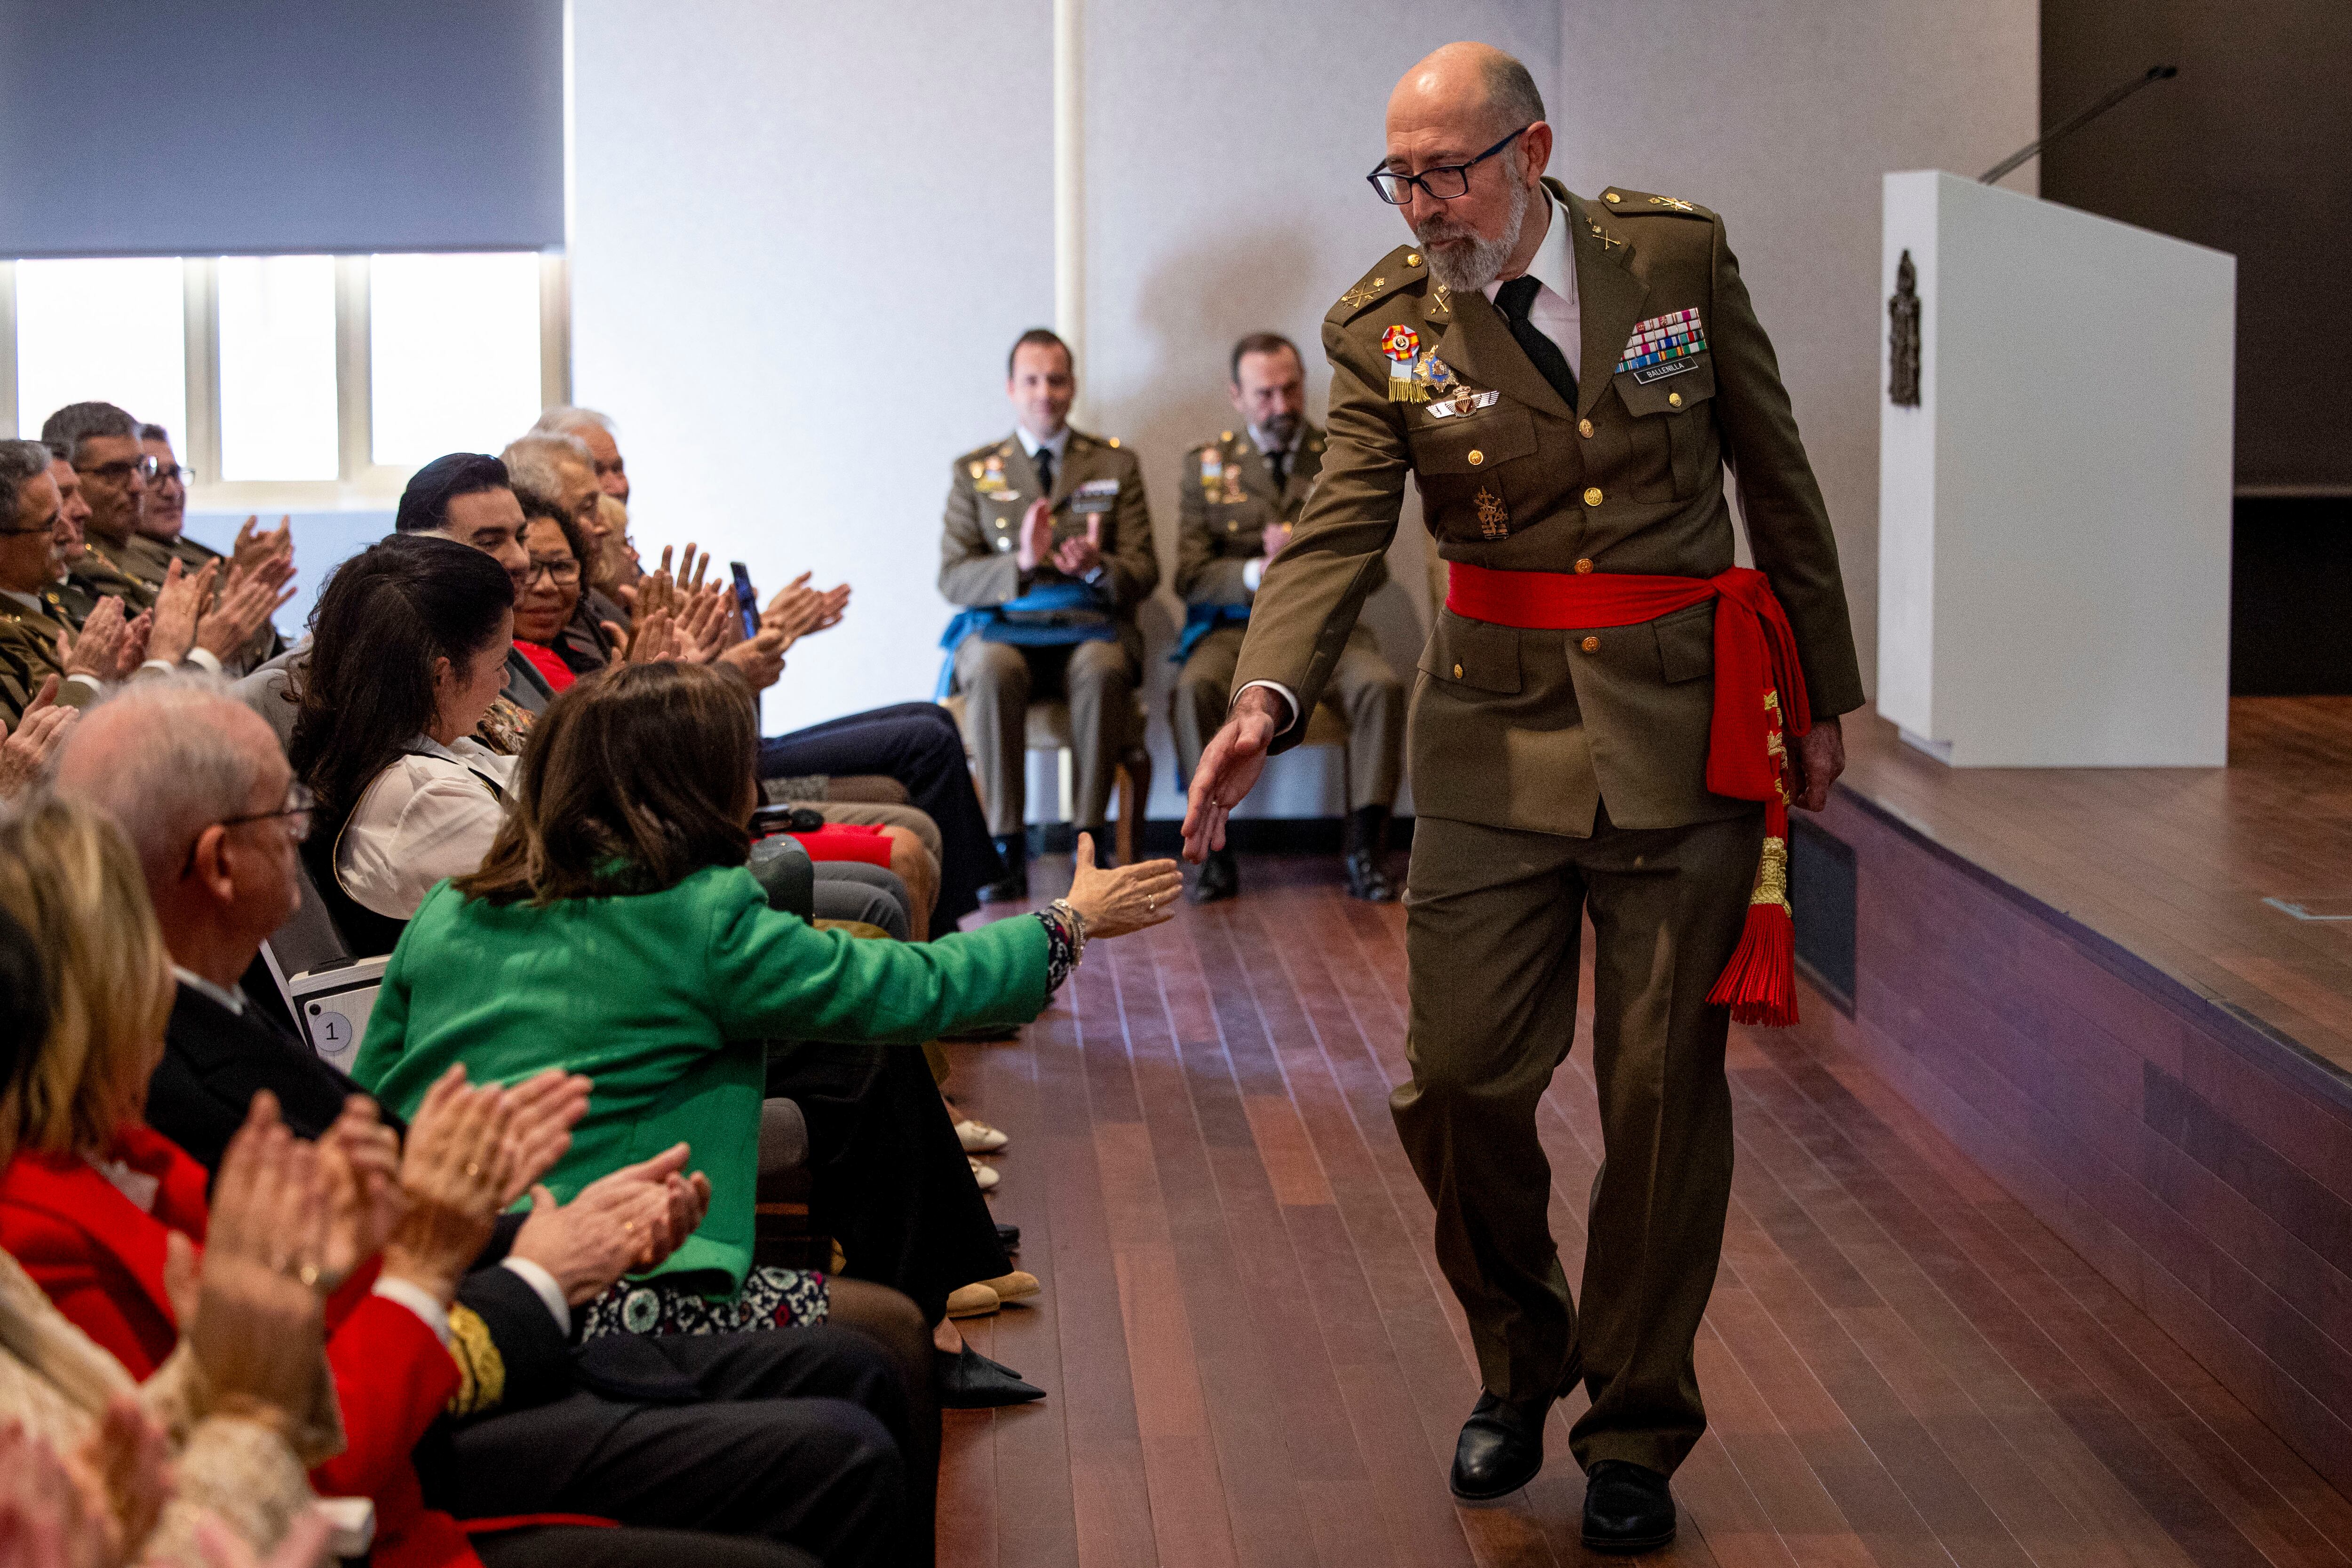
{"left": 933, "top": 853, "right": 2349, "bottom": 1568}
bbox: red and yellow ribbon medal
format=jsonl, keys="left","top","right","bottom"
{"left": 1381, "top": 325, "right": 1428, "bottom": 403}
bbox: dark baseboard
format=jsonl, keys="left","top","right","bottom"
{"left": 1026, "top": 817, "right": 1417, "bottom": 857}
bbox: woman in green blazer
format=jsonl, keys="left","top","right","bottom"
{"left": 352, "top": 662, "right": 1178, "bottom": 1337}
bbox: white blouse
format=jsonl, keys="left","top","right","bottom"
{"left": 335, "top": 735, "right": 518, "bottom": 919}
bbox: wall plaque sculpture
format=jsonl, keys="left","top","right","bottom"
{"left": 1888, "top": 249, "right": 1921, "bottom": 408}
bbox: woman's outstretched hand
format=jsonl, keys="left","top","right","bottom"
{"left": 1063, "top": 834, "right": 1183, "bottom": 939}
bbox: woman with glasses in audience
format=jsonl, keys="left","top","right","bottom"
{"left": 351, "top": 662, "right": 1182, "bottom": 1389}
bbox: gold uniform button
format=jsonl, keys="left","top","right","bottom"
{"left": 1220, "top": 431, "right": 1232, "bottom": 442}
{"left": 1574, "top": 558, "right": 1593, "bottom": 574}
{"left": 1452, "top": 663, "right": 1464, "bottom": 679}
{"left": 1604, "top": 191, "right": 1621, "bottom": 203}
{"left": 1668, "top": 391, "right": 1683, "bottom": 408}
{"left": 1467, "top": 449, "right": 1485, "bottom": 466}
{"left": 1578, "top": 419, "right": 1594, "bottom": 438}
{"left": 1581, "top": 636, "right": 1601, "bottom": 653}
{"left": 1583, "top": 486, "right": 1604, "bottom": 506}
{"left": 1406, "top": 252, "right": 1422, "bottom": 267}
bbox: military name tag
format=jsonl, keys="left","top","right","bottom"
{"left": 1425, "top": 389, "right": 1501, "bottom": 420}
{"left": 1629, "top": 359, "right": 1698, "bottom": 385}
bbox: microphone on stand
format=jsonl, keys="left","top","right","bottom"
{"left": 1980, "top": 64, "right": 2178, "bottom": 186}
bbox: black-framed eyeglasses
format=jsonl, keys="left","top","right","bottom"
{"left": 75, "top": 454, "right": 159, "bottom": 484}
{"left": 1367, "top": 126, "right": 1529, "bottom": 205}
{"left": 180, "top": 781, "right": 316, "bottom": 877}
{"left": 153, "top": 463, "right": 194, "bottom": 486}
{"left": 524, "top": 557, "right": 582, "bottom": 586}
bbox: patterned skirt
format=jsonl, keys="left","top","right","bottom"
{"left": 577, "top": 1266, "right": 829, "bottom": 1339}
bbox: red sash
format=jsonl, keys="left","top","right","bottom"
{"left": 1443, "top": 561, "right": 1811, "bottom": 1025}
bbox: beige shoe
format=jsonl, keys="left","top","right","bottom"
{"left": 946, "top": 1282, "right": 1001, "bottom": 1318}
{"left": 969, "top": 1157, "right": 1000, "bottom": 1192}
{"left": 957, "top": 1118, "right": 1009, "bottom": 1154}
{"left": 979, "top": 1270, "right": 1040, "bottom": 1306}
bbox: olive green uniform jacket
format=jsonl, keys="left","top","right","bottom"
{"left": 938, "top": 429, "right": 1159, "bottom": 671}
{"left": 1232, "top": 180, "right": 1864, "bottom": 837}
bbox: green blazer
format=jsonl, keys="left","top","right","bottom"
{"left": 352, "top": 864, "right": 1049, "bottom": 1293}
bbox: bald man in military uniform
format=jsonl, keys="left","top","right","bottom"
{"left": 1183, "top": 45, "right": 1861, "bottom": 1552}
{"left": 941, "top": 329, "right": 1159, "bottom": 900}
{"left": 1171, "top": 332, "right": 1403, "bottom": 904}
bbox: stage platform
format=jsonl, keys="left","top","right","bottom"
{"left": 1799, "top": 699, "right": 2352, "bottom": 1504}
{"left": 938, "top": 824, "right": 2352, "bottom": 1566}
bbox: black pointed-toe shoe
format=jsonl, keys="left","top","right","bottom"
{"left": 935, "top": 1345, "right": 1045, "bottom": 1408}
{"left": 1343, "top": 847, "right": 1397, "bottom": 902}
{"left": 1581, "top": 1459, "right": 1676, "bottom": 1554}
{"left": 1449, "top": 1390, "right": 1549, "bottom": 1501}
{"left": 1188, "top": 845, "right": 1240, "bottom": 904}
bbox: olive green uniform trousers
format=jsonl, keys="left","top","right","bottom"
{"left": 1393, "top": 804, "right": 1759, "bottom": 1476}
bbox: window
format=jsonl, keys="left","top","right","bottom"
{"left": 1, "top": 252, "right": 565, "bottom": 506}
{"left": 12, "top": 257, "right": 188, "bottom": 450}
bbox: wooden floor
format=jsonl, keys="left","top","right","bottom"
{"left": 937, "top": 852, "right": 2352, "bottom": 1568}
{"left": 1840, "top": 698, "right": 2352, "bottom": 1077}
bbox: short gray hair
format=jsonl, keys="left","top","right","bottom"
{"left": 53, "top": 674, "right": 270, "bottom": 891}
{"left": 1481, "top": 51, "right": 1546, "bottom": 143}
{"left": 0, "top": 441, "right": 51, "bottom": 529}
{"left": 501, "top": 432, "right": 593, "bottom": 499}
{"left": 40, "top": 403, "right": 140, "bottom": 466}
{"left": 530, "top": 406, "right": 614, "bottom": 440}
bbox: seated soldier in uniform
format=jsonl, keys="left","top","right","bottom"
{"left": 136, "top": 421, "right": 291, "bottom": 674}
{"left": 1172, "top": 333, "right": 1404, "bottom": 903}
{"left": 939, "top": 329, "right": 1159, "bottom": 900}
{"left": 40, "top": 402, "right": 170, "bottom": 606}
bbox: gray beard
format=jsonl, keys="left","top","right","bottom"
{"left": 1414, "top": 177, "right": 1532, "bottom": 295}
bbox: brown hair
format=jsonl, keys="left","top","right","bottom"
{"left": 0, "top": 796, "right": 173, "bottom": 1164}
{"left": 456, "top": 661, "right": 760, "bottom": 905}
{"left": 1229, "top": 331, "right": 1301, "bottom": 384}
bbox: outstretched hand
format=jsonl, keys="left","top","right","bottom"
{"left": 1180, "top": 685, "right": 1285, "bottom": 862}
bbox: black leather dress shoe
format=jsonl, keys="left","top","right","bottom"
{"left": 1188, "top": 846, "right": 1239, "bottom": 904}
{"left": 995, "top": 1220, "right": 1021, "bottom": 1249}
{"left": 1582, "top": 1460, "right": 1676, "bottom": 1553}
{"left": 1343, "top": 848, "right": 1398, "bottom": 903}
{"left": 935, "top": 1344, "right": 1045, "bottom": 1408}
{"left": 1449, "top": 1390, "right": 1549, "bottom": 1501}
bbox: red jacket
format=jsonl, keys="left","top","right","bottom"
{"left": 0, "top": 1129, "right": 478, "bottom": 1568}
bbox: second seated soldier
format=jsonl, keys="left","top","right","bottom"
{"left": 939, "top": 329, "right": 1158, "bottom": 902}
{"left": 1182, "top": 43, "right": 1863, "bottom": 1554}
{"left": 1171, "top": 332, "right": 1403, "bottom": 904}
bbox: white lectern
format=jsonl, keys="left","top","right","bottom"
{"left": 1876, "top": 170, "right": 2235, "bottom": 767}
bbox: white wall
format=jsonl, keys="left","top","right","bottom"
{"left": 1081, "top": 0, "right": 1559, "bottom": 818}
{"left": 571, "top": 0, "right": 1556, "bottom": 822}
{"left": 1554, "top": 0, "right": 2039, "bottom": 696}
{"left": 569, "top": 0, "right": 1053, "bottom": 739}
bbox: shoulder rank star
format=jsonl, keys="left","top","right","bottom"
{"left": 1380, "top": 325, "right": 1428, "bottom": 403}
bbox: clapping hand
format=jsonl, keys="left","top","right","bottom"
{"left": 0, "top": 677, "right": 78, "bottom": 800}
{"left": 56, "top": 598, "right": 129, "bottom": 682}
{"left": 716, "top": 626, "right": 788, "bottom": 690}
{"left": 317, "top": 1097, "right": 406, "bottom": 1293}
{"left": 494, "top": 1068, "right": 592, "bottom": 1206}
{"left": 509, "top": 1142, "right": 712, "bottom": 1306}
{"left": 1259, "top": 522, "right": 1293, "bottom": 561}
{"left": 381, "top": 1068, "right": 514, "bottom": 1306}
{"left": 1014, "top": 500, "right": 1054, "bottom": 571}
{"left": 759, "top": 573, "right": 850, "bottom": 648}
{"left": 229, "top": 515, "right": 294, "bottom": 581}
{"left": 1052, "top": 515, "right": 1103, "bottom": 578}
{"left": 196, "top": 556, "right": 295, "bottom": 661}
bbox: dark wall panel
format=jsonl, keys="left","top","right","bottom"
{"left": 0, "top": 0, "right": 563, "bottom": 256}
{"left": 2042, "top": 0, "right": 2352, "bottom": 491}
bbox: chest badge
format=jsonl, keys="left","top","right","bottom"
{"left": 1473, "top": 485, "right": 1511, "bottom": 539}
{"left": 1381, "top": 325, "right": 1429, "bottom": 403}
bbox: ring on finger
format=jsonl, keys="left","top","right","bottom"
{"left": 297, "top": 1263, "right": 321, "bottom": 1289}
{"left": 464, "top": 1162, "right": 482, "bottom": 1180}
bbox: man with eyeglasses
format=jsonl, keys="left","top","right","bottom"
{"left": 40, "top": 401, "right": 173, "bottom": 603}
{"left": 1181, "top": 43, "right": 1862, "bottom": 1549}
{"left": 136, "top": 423, "right": 290, "bottom": 673}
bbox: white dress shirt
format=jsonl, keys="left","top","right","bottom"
{"left": 336, "top": 735, "right": 517, "bottom": 919}
{"left": 1241, "top": 198, "right": 1580, "bottom": 733}
{"left": 1482, "top": 192, "right": 1582, "bottom": 380}
{"left": 1240, "top": 421, "right": 1307, "bottom": 595}
{"left": 1016, "top": 423, "right": 1073, "bottom": 475}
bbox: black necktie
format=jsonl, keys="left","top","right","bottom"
{"left": 1266, "top": 447, "right": 1288, "bottom": 492}
{"left": 1035, "top": 446, "right": 1055, "bottom": 497}
{"left": 1495, "top": 275, "right": 1578, "bottom": 409}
